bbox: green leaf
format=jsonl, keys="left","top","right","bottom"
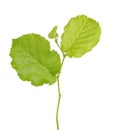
{"left": 10, "top": 33, "right": 61, "bottom": 86}
{"left": 61, "top": 15, "right": 101, "bottom": 58}
{"left": 48, "top": 26, "right": 58, "bottom": 39}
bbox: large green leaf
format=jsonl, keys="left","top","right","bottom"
{"left": 10, "top": 34, "right": 61, "bottom": 86}
{"left": 61, "top": 15, "right": 101, "bottom": 58}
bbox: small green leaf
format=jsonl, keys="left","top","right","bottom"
{"left": 10, "top": 33, "right": 61, "bottom": 86}
{"left": 48, "top": 26, "right": 58, "bottom": 39}
{"left": 61, "top": 15, "right": 101, "bottom": 58}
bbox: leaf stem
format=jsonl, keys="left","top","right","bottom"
{"left": 55, "top": 36, "right": 65, "bottom": 56}
{"left": 56, "top": 55, "right": 66, "bottom": 130}
{"left": 55, "top": 38, "right": 61, "bottom": 50}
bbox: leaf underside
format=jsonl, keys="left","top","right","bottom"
{"left": 10, "top": 34, "right": 61, "bottom": 86}
{"left": 61, "top": 15, "right": 101, "bottom": 58}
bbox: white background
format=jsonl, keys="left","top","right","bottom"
{"left": 0, "top": 0, "right": 113, "bottom": 130}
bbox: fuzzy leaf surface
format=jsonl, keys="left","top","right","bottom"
{"left": 61, "top": 15, "right": 101, "bottom": 58}
{"left": 10, "top": 34, "right": 61, "bottom": 86}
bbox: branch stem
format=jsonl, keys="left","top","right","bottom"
{"left": 56, "top": 55, "right": 66, "bottom": 130}
{"left": 56, "top": 75, "right": 61, "bottom": 130}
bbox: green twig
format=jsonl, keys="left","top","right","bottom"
{"left": 56, "top": 75, "right": 61, "bottom": 130}
{"left": 56, "top": 55, "right": 66, "bottom": 130}
{"left": 54, "top": 33, "right": 66, "bottom": 130}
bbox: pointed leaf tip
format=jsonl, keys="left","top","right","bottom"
{"left": 48, "top": 26, "right": 58, "bottom": 39}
